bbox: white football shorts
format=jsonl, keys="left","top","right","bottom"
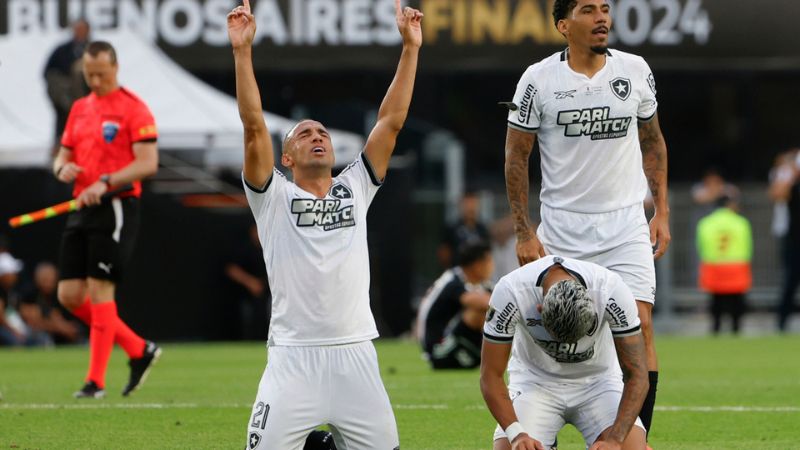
{"left": 245, "top": 340, "right": 399, "bottom": 450}
{"left": 537, "top": 202, "right": 656, "bottom": 303}
{"left": 492, "top": 375, "right": 646, "bottom": 448}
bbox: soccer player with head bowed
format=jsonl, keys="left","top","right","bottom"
{"left": 227, "top": 0, "right": 422, "bottom": 448}
{"left": 481, "top": 256, "right": 649, "bottom": 450}
{"left": 503, "top": 0, "right": 669, "bottom": 443}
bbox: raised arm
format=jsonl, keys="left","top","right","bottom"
{"left": 363, "top": 0, "right": 422, "bottom": 180}
{"left": 639, "top": 114, "right": 670, "bottom": 259}
{"left": 228, "top": 0, "right": 274, "bottom": 188}
{"left": 505, "top": 127, "right": 545, "bottom": 266}
{"left": 590, "top": 333, "right": 649, "bottom": 449}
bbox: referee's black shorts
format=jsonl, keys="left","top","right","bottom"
{"left": 58, "top": 197, "right": 140, "bottom": 282}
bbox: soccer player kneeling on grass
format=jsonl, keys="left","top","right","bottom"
{"left": 480, "top": 255, "right": 648, "bottom": 450}
{"left": 227, "top": 0, "right": 422, "bottom": 448}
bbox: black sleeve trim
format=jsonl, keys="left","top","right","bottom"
{"left": 132, "top": 138, "right": 158, "bottom": 144}
{"left": 611, "top": 324, "right": 642, "bottom": 336}
{"left": 360, "top": 152, "right": 383, "bottom": 187}
{"left": 243, "top": 171, "right": 273, "bottom": 194}
{"left": 637, "top": 111, "right": 657, "bottom": 123}
{"left": 483, "top": 332, "right": 514, "bottom": 343}
{"left": 507, "top": 121, "right": 539, "bottom": 133}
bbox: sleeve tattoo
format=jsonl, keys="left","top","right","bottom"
{"left": 611, "top": 334, "right": 649, "bottom": 442}
{"left": 504, "top": 130, "right": 535, "bottom": 239}
{"left": 638, "top": 115, "right": 668, "bottom": 203}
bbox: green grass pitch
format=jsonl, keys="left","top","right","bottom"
{"left": 2, "top": 336, "right": 799, "bottom": 449}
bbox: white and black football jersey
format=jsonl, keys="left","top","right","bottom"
{"left": 244, "top": 153, "right": 382, "bottom": 346}
{"left": 416, "top": 267, "right": 468, "bottom": 353}
{"left": 483, "top": 255, "right": 641, "bottom": 381}
{"left": 508, "top": 49, "right": 658, "bottom": 213}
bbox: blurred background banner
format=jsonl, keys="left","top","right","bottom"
{"left": 0, "top": 29, "right": 364, "bottom": 167}
{"left": 3, "top": 0, "right": 800, "bottom": 71}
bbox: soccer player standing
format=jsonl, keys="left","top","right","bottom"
{"left": 504, "top": 0, "right": 669, "bottom": 443}
{"left": 53, "top": 41, "right": 161, "bottom": 398}
{"left": 226, "top": 0, "right": 422, "bottom": 448}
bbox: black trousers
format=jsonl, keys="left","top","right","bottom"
{"left": 711, "top": 293, "right": 746, "bottom": 334}
{"left": 778, "top": 241, "right": 800, "bottom": 331}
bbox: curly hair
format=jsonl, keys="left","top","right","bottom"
{"left": 541, "top": 279, "right": 596, "bottom": 343}
{"left": 552, "top": 0, "right": 579, "bottom": 28}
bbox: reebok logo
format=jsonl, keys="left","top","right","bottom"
{"left": 291, "top": 198, "right": 355, "bottom": 231}
{"left": 554, "top": 89, "right": 576, "bottom": 99}
{"left": 526, "top": 317, "right": 542, "bottom": 327}
{"left": 557, "top": 107, "right": 632, "bottom": 140}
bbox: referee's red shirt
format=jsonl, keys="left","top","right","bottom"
{"left": 61, "top": 87, "right": 158, "bottom": 198}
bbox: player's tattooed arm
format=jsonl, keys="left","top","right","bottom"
{"left": 604, "top": 333, "right": 649, "bottom": 444}
{"left": 638, "top": 113, "right": 671, "bottom": 259}
{"left": 505, "top": 127, "right": 545, "bottom": 266}
{"left": 638, "top": 114, "right": 668, "bottom": 207}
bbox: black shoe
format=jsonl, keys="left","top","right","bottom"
{"left": 74, "top": 381, "right": 105, "bottom": 399}
{"left": 122, "top": 341, "right": 162, "bottom": 396}
{"left": 304, "top": 430, "right": 337, "bottom": 450}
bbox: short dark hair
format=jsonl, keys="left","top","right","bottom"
{"left": 85, "top": 41, "right": 117, "bottom": 64}
{"left": 458, "top": 241, "right": 491, "bottom": 267}
{"left": 553, "top": 0, "right": 579, "bottom": 27}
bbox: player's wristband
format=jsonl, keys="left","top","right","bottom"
{"left": 505, "top": 421, "right": 526, "bottom": 443}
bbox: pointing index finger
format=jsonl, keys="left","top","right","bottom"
{"left": 243, "top": 0, "right": 251, "bottom": 13}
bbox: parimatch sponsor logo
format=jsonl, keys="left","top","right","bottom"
{"left": 534, "top": 338, "right": 595, "bottom": 363}
{"left": 557, "top": 107, "right": 632, "bottom": 140}
{"left": 291, "top": 198, "right": 354, "bottom": 231}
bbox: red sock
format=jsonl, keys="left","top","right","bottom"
{"left": 115, "top": 319, "right": 146, "bottom": 359}
{"left": 86, "top": 302, "right": 118, "bottom": 388}
{"left": 72, "top": 297, "right": 145, "bottom": 359}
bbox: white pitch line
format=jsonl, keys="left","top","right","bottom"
{"left": 0, "top": 403, "right": 797, "bottom": 412}
{"left": 393, "top": 404, "right": 449, "bottom": 410}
